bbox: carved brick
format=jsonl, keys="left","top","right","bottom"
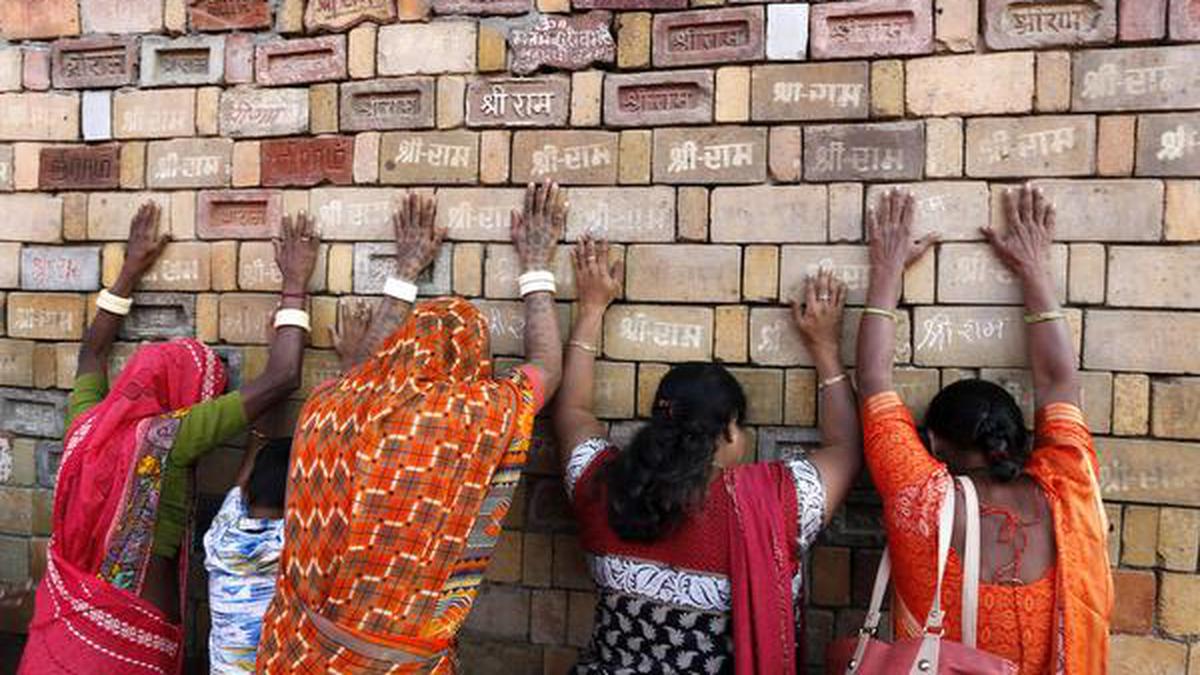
{"left": 260, "top": 136, "right": 353, "bottom": 187}
{"left": 305, "top": 0, "right": 395, "bottom": 32}
{"left": 339, "top": 78, "right": 436, "bottom": 131}
{"left": 50, "top": 36, "right": 136, "bottom": 89}
{"left": 652, "top": 7, "right": 765, "bottom": 67}
{"left": 35, "top": 441, "right": 62, "bottom": 488}
{"left": 119, "top": 293, "right": 196, "bottom": 340}
{"left": 310, "top": 187, "right": 395, "bottom": 240}
{"left": 1072, "top": 46, "right": 1200, "bottom": 112}
{"left": 511, "top": 130, "right": 620, "bottom": 184}
{"left": 38, "top": 144, "right": 120, "bottom": 190}
{"left": 379, "top": 130, "right": 478, "bottom": 184}
{"left": 565, "top": 186, "right": 676, "bottom": 242}
{"left": 603, "top": 70, "right": 714, "bottom": 127}
{"left": 652, "top": 126, "right": 766, "bottom": 184}
{"left": 146, "top": 138, "right": 233, "bottom": 189}
{"left": 603, "top": 304, "right": 713, "bottom": 362}
{"left": 140, "top": 242, "right": 212, "bottom": 291}
{"left": 865, "top": 182, "right": 990, "bottom": 241}
{"left": 256, "top": 36, "right": 346, "bottom": 87}
{"left": 965, "top": 115, "right": 1096, "bottom": 177}
{"left": 19, "top": 246, "right": 101, "bottom": 291}
{"left": 436, "top": 188, "right": 524, "bottom": 241}
{"left": 913, "top": 305, "right": 1040, "bottom": 367}
{"left": 189, "top": 0, "right": 272, "bottom": 31}
{"left": 810, "top": 0, "right": 934, "bottom": 59}
{"left": 352, "top": 243, "right": 451, "bottom": 295}
{"left": 113, "top": 90, "right": 197, "bottom": 139}
{"left": 751, "top": 306, "right": 911, "bottom": 366}
{"left": 509, "top": 12, "right": 616, "bottom": 75}
{"left": 750, "top": 62, "right": 870, "bottom": 121}
{"left": 197, "top": 189, "right": 283, "bottom": 239}
{"left": 984, "top": 0, "right": 1116, "bottom": 50}
{"left": 0, "top": 388, "right": 67, "bottom": 438}
{"left": 140, "top": 36, "right": 224, "bottom": 87}
{"left": 1136, "top": 112, "right": 1200, "bottom": 176}
{"left": 804, "top": 121, "right": 924, "bottom": 181}
{"left": 466, "top": 76, "right": 570, "bottom": 128}
{"left": 6, "top": 293, "right": 84, "bottom": 340}
{"left": 219, "top": 87, "right": 309, "bottom": 138}
{"left": 218, "top": 293, "right": 276, "bottom": 344}
{"left": 575, "top": 0, "right": 685, "bottom": 9}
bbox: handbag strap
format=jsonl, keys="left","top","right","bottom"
{"left": 957, "top": 475, "right": 981, "bottom": 649}
{"left": 922, "top": 475, "right": 956, "bottom": 634}
{"left": 843, "top": 546, "right": 892, "bottom": 672}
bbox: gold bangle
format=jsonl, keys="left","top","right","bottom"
{"left": 1024, "top": 310, "right": 1066, "bottom": 324}
{"left": 568, "top": 340, "right": 598, "bottom": 355}
{"left": 819, "top": 373, "right": 850, "bottom": 391}
{"left": 862, "top": 306, "right": 898, "bottom": 322}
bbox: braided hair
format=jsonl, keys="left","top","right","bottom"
{"left": 604, "top": 363, "right": 746, "bottom": 541}
{"left": 924, "top": 379, "right": 1029, "bottom": 482}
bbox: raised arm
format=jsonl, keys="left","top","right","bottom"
{"left": 77, "top": 202, "right": 169, "bottom": 378}
{"left": 238, "top": 214, "right": 320, "bottom": 422}
{"left": 331, "top": 299, "right": 374, "bottom": 373}
{"left": 857, "top": 190, "right": 938, "bottom": 398}
{"left": 511, "top": 181, "right": 567, "bottom": 402}
{"left": 793, "top": 270, "right": 860, "bottom": 523}
{"left": 553, "top": 235, "right": 623, "bottom": 466}
{"left": 983, "top": 184, "right": 1079, "bottom": 408}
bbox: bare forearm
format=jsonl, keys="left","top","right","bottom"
{"left": 77, "top": 271, "right": 138, "bottom": 377}
{"left": 558, "top": 308, "right": 603, "bottom": 414}
{"left": 1022, "top": 268, "right": 1079, "bottom": 406}
{"left": 356, "top": 297, "right": 412, "bottom": 365}
{"left": 812, "top": 347, "right": 860, "bottom": 452}
{"left": 857, "top": 270, "right": 902, "bottom": 397}
{"left": 522, "top": 292, "right": 562, "bottom": 396}
{"left": 239, "top": 295, "right": 306, "bottom": 421}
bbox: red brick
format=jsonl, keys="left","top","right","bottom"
{"left": 304, "top": 0, "right": 394, "bottom": 32}
{"left": 340, "top": 78, "right": 436, "bottom": 132}
{"left": 1111, "top": 569, "right": 1156, "bottom": 633}
{"left": 0, "top": 0, "right": 79, "bottom": 40}
{"left": 508, "top": 11, "right": 616, "bottom": 75}
{"left": 224, "top": 33, "right": 255, "bottom": 84}
{"left": 255, "top": 36, "right": 346, "bottom": 87}
{"left": 575, "top": 0, "right": 684, "bottom": 8}
{"left": 984, "top": 0, "right": 1116, "bottom": 49}
{"left": 50, "top": 36, "right": 137, "bottom": 89}
{"left": 652, "top": 7, "right": 765, "bottom": 68}
{"left": 39, "top": 144, "right": 121, "bottom": 190}
{"left": 197, "top": 190, "right": 282, "bottom": 239}
{"left": 810, "top": 0, "right": 934, "bottom": 60}
{"left": 1169, "top": 0, "right": 1200, "bottom": 40}
{"left": 603, "top": 70, "right": 713, "bottom": 128}
{"left": 1120, "top": 0, "right": 1168, "bottom": 40}
{"left": 260, "top": 136, "right": 353, "bottom": 187}
{"left": 191, "top": 0, "right": 272, "bottom": 31}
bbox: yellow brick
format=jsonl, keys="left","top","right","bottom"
{"left": 925, "top": 117, "right": 963, "bottom": 178}
{"left": 743, "top": 246, "right": 778, "bottom": 302}
{"left": 1034, "top": 51, "right": 1071, "bottom": 113}
{"left": 164, "top": 0, "right": 185, "bottom": 32}
{"left": 276, "top": 0, "right": 304, "bottom": 32}
{"left": 211, "top": 241, "right": 238, "bottom": 291}
{"left": 715, "top": 66, "right": 750, "bottom": 122}
{"left": 310, "top": 295, "right": 337, "bottom": 349}
{"left": 1112, "top": 373, "right": 1150, "bottom": 436}
{"left": 478, "top": 25, "right": 507, "bottom": 73}
{"left": 327, "top": 244, "right": 354, "bottom": 294}
{"left": 871, "top": 60, "right": 904, "bottom": 118}
{"left": 1121, "top": 505, "right": 1159, "bottom": 567}
{"left": 348, "top": 23, "right": 377, "bottom": 79}
{"left": 714, "top": 305, "right": 747, "bottom": 363}
{"left": 1160, "top": 573, "right": 1200, "bottom": 636}
{"left": 768, "top": 126, "right": 802, "bottom": 183}
{"left": 934, "top": 0, "right": 977, "bottom": 52}
{"left": 902, "top": 249, "right": 935, "bottom": 304}
{"left": 195, "top": 293, "right": 218, "bottom": 342}
{"left": 784, "top": 369, "right": 817, "bottom": 426}
{"left": 617, "top": 13, "right": 651, "bottom": 70}
{"left": 397, "top": 0, "right": 429, "bottom": 20}
{"left": 55, "top": 343, "right": 78, "bottom": 389}
{"left": 453, "top": 242, "right": 483, "bottom": 296}
{"left": 120, "top": 141, "right": 145, "bottom": 189}
{"left": 636, "top": 362, "right": 669, "bottom": 417}
{"left": 570, "top": 71, "right": 603, "bottom": 127}
{"left": 353, "top": 131, "right": 380, "bottom": 184}
{"left": 310, "top": 83, "right": 338, "bottom": 134}
{"left": 101, "top": 243, "right": 124, "bottom": 287}
{"left": 1164, "top": 180, "right": 1200, "bottom": 241}
{"left": 480, "top": 130, "right": 510, "bottom": 185}
{"left": 595, "top": 361, "right": 636, "bottom": 419}
{"left": 618, "top": 130, "right": 651, "bottom": 184}
{"left": 537, "top": 0, "right": 569, "bottom": 11}
{"left": 196, "top": 86, "right": 220, "bottom": 136}
{"left": 62, "top": 193, "right": 87, "bottom": 241}
{"left": 170, "top": 191, "right": 195, "bottom": 240}
{"left": 13, "top": 143, "right": 39, "bottom": 191}
{"left": 1157, "top": 508, "right": 1200, "bottom": 572}
{"left": 32, "top": 343, "right": 56, "bottom": 389}
{"left": 282, "top": 190, "right": 308, "bottom": 219}
{"left": 231, "top": 141, "right": 260, "bottom": 187}
{"left": 677, "top": 186, "right": 707, "bottom": 242}
{"left": 437, "top": 75, "right": 465, "bottom": 129}
{"left": 1067, "top": 242, "right": 1105, "bottom": 304}
{"left": 1097, "top": 115, "right": 1136, "bottom": 177}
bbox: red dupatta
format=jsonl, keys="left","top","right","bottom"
{"left": 19, "top": 339, "right": 225, "bottom": 675}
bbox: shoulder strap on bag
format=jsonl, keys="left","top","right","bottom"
{"left": 844, "top": 547, "right": 892, "bottom": 673}
{"left": 957, "top": 475, "right": 981, "bottom": 649}
{"left": 909, "top": 475, "right": 956, "bottom": 675}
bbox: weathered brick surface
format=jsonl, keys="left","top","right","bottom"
{"left": 1072, "top": 46, "right": 1200, "bottom": 112}
{"left": 625, "top": 245, "right": 739, "bottom": 302}
{"left": 750, "top": 62, "right": 870, "bottom": 122}
{"left": 260, "top": 136, "right": 353, "bottom": 187}
{"left": 508, "top": 12, "right": 615, "bottom": 75}
{"left": 965, "top": 115, "right": 1096, "bottom": 177}
{"left": 466, "top": 77, "right": 571, "bottom": 128}
{"left": 0, "top": 93, "right": 79, "bottom": 141}
{"left": 219, "top": 87, "right": 309, "bottom": 138}
{"left": 604, "top": 70, "right": 714, "bottom": 127}
{"left": 1136, "top": 112, "right": 1200, "bottom": 176}
{"left": 113, "top": 89, "right": 196, "bottom": 139}
{"left": 810, "top": 0, "right": 934, "bottom": 60}
{"left": 710, "top": 185, "right": 826, "bottom": 243}
{"left": 190, "top": 0, "right": 271, "bottom": 31}
{"left": 906, "top": 53, "right": 1033, "bottom": 116}
{"left": 651, "top": 7, "right": 764, "bottom": 67}
{"left": 804, "top": 121, "right": 924, "bottom": 182}
{"left": 989, "top": 179, "right": 1163, "bottom": 241}
{"left": 50, "top": 36, "right": 136, "bottom": 89}
{"left": 145, "top": 138, "right": 233, "bottom": 189}
{"left": 38, "top": 144, "right": 121, "bottom": 190}
{"left": 380, "top": 130, "right": 479, "bottom": 184}
{"left": 603, "top": 304, "right": 712, "bottom": 362}
{"left": 652, "top": 126, "right": 766, "bottom": 184}
{"left": 565, "top": 186, "right": 676, "bottom": 241}
{"left": 19, "top": 246, "right": 100, "bottom": 291}
{"left": 256, "top": 36, "right": 347, "bottom": 86}
{"left": 377, "top": 22, "right": 477, "bottom": 75}
{"left": 139, "top": 36, "right": 224, "bottom": 88}
{"left": 197, "top": 189, "right": 282, "bottom": 239}
{"left": 983, "top": 0, "right": 1116, "bottom": 50}
{"left": 1085, "top": 310, "right": 1200, "bottom": 373}
{"left": 512, "top": 130, "right": 618, "bottom": 184}
{"left": 340, "top": 78, "right": 436, "bottom": 131}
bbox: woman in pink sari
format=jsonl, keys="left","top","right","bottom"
{"left": 19, "top": 204, "right": 319, "bottom": 674}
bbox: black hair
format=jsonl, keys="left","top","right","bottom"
{"left": 924, "top": 379, "right": 1029, "bottom": 482}
{"left": 604, "top": 363, "right": 747, "bottom": 541}
{"left": 245, "top": 437, "right": 292, "bottom": 511}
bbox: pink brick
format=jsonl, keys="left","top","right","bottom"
{"left": 652, "top": 7, "right": 765, "bottom": 68}
{"left": 0, "top": 0, "right": 79, "bottom": 40}
{"left": 224, "top": 33, "right": 255, "bottom": 85}
{"left": 51, "top": 36, "right": 137, "bottom": 89}
{"left": 190, "top": 0, "right": 272, "bottom": 31}
{"left": 1120, "top": 0, "right": 1167, "bottom": 40}
{"left": 197, "top": 190, "right": 283, "bottom": 239}
{"left": 603, "top": 70, "right": 714, "bottom": 127}
{"left": 431, "top": 0, "right": 530, "bottom": 13}
{"left": 1169, "top": 0, "right": 1200, "bottom": 40}
{"left": 810, "top": 0, "right": 933, "bottom": 60}
{"left": 22, "top": 48, "right": 51, "bottom": 91}
{"left": 575, "top": 0, "right": 685, "bottom": 8}
{"left": 255, "top": 36, "right": 346, "bottom": 86}
{"left": 984, "top": 0, "right": 1116, "bottom": 49}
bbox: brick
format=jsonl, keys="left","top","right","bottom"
{"left": 219, "top": 293, "right": 277, "bottom": 344}
{"left": 377, "top": 22, "right": 476, "bottom": 76}
{"left": 783, "top": 369, "right": 817, "bottom": 425}
{"left": 1169, "top": 0, "right": 1200, "bottom": 39}
{"left": 1158, "top": 506, "right": 1200, "bottom": 571}
{"left": 652, "top": 126, "right": 765, "bottom": 184}
{"left": 435, "top": 187, "right": 522, "bottom": 241}
{"left": 6, "top": 293, "right": 84, "bottom": 340}
{"left": 170, "top": 191, "right": 196, "bottom": 239}
{"left": 139, "top": 242, "right": 212, "bottom": 292}
{"left": 1110, "top": 372, "right": 1148, "bottom": 436}
{"left": 50, "top": 36, "right": 137, "bottom": 90}
{"left": 935, "top": 0, "right": 978, "bottom": 51}
{"left": 256, "top": 36, "right": 346, "bottom": 87}
{"left": 1153, "top": 378, "right": 1200, "bottom": 439}
{"left": 1164, "top": 180, "right": 1200, "bottom": 240}
{"left": 603, "top": 305, "right": 711, "bottom": 362}
{"left": 512, "top": 130, "right": 618, "bottom": 185}
{"left": 308, "top": 84, "right": 338, "bottom": 135}
{"left": 709, "top": 305, "right": 746, "bottom": 363}
{"left": 751, "top": 62, "right": 869, "bottom": 122}
{"left": 347, "top": 24, "right": 377, "bottom": 80}
{"left": 277, "top": 0, "right": 305, "bottom": 32}
{"left": 146, "top": 138, "right": 233, "bottom": 189}
{"left": 566, "top": 186, "right": 676, "bottom": 241}
{"left": 872, "top": 59, "right": 905, "bottom": 119}
{"left": 577, "top": 0, "right": 684, "bottom": 7}
{"left": 260, "top": 136, "right": 353, "bottom": 188}
{"left": 0, "top": 339, "right": 33, "bottom": 387}
{"left": 804, "top": 121, "right": 924, "bottom": 181}
{"left": 1160, "top": 573, "right": 1200, "bottom": 635}
{"left": 570, "top": 71, "right": 603, "bottom": 127}
{"left": 618, "top": 129, "right": 651, "bottom": 184}
{"left": 61, "top": 194, "right": 87, "bottom": 240}
{"left": 710, "top": 185, "right": 825, "bottom": 243}
{"left": 12, "top": 142, "right": 38, "bottom": 191}
{"left": 118, "top": 143, "right": 147, "bottom": 190}
{"left": 1034, "top": 51, "right": 1072, "bottom": 113}
{"left": 38, "top": 144, "right": 120, "bottom": 191}
{"left": 1067, "top": 243, "right": 1105, "bottom": 304}
{"left": 472, "top": 299, "right": 570, "bottom": 357}
{"left": 616, "top": 12, "right": 651, "bottom": 69}
{"left": 139, "top": 36, "right": 224, "bottom": 88}
{"left": 0, "top": 0, "right": 79, "bottom": 40}
{"left": 1073, "top": 46, "right": 1200, "bottom": 112}
{"left": 306, "top": 0, "right": 394, "bottom": 31}
{"left": 325, "top": 244, "right": 352, "bottom": 293}
{"left": 452, "top": 243, "right": 482, "bottom": 296}
{"left": 0, "top": 48, "right": 17, "bottom": 92}
{"left": 964, "top": 115, "right": 1096, "bottom": 177}
{"left": 676, "top": 185, "right": 707, "bottom": 241}
{"left": 1108, "top": 246, "right": 1199, "bottom": 308}
{"left": 724, "top": 367, "right": 780, "bottom": 424}
{"left": 339, "top": 78, "right": 435, "bottom": 132}
{"left": 625, "top": 245, "right": 739, "bottom": 302}
{"left": 224, "top": 33, "right": 255, "bottom": 84}
{"left": 0, "top": 195, "right": 61, "bottom": 242}
{"left": 985, "top": 0, "right": 1116, "bottom": 49}
{"left": 0, "top": 93, "right": 79, "bottom": 141}
{"left": 1110, "top": 570, "right": 1157, "bottom": 633}
{"left": 1120, "top": 0, "right": 1167, "bottom": 40}
{"left": 479, "top": 130, "right": 509, "bottom": 184}
{"left": 466, "top": 76, "right": 570, "bottom": 128}
{"left": 22, "top": 47, "right": 51, "bottom": 92}
{"left": 80, "top": 0, "right": 162, "bottom": 33}
{"left": 714, "top": 66, "right": 750, "bottom": 123}
{"left": 1136, "top": 112, "right": 1200, "bottom": 176}
{"left": 750, "top": 306, "right": 911, "bottom": 367}
{"left": 380, "top": 130, "right": 478, "bottom": 184}
{"left": 979, "top": 368, "right": 1111, "bottom": 432}
{"left": 311, "top": 187, "right": 396, "bottom": 240}
{"left": 0, "top": 487, "right": 32, "bottom": 534}
{"left": 86, "top": 193, "right": 171, "bottom": 240}
{"left": 810, "top": 0, "right": 934, "bottom": 59}
{"left": 218, "top": 88, "right": 309, "bottom": 138}
{"left": 348, "top": 133, "right": 378, "bottom": 185}
{"left": 1110, "top": 635, "right": 1188, "bottom": 673}
{"left": 113, "top": 89, "right": 195, "bottom": 140}
{"left": 120, "top": 293, "right": 196, "bottom": 340}
{"left": 1097, "top": 114, "right": 1136, "bottom": 176}
{"left": 923, "top": 117, "right": 963, "bottom": 178}
{"left": 588, "top": 360, "right": 634, "bottom": 418}
{"left": 652, "top": 7, "right": 764, "bottom": 67}
{"left": 740, "top": 247, "right": 777, "bottom": 305}
{"left": 937, "top": 243, "right": 1067, "bottom": 304}
{"left": 0, "top": 388, "right": 67, "bottom": 438}
{"left": 780, "top": 245, "right": 873, "bottom": 305}
{"left": 1099, "top": 439, "right": 1200, "bottom": 507}
{"left": 20, "top": 246, "right": 100, "bottom": 292}
{"left": 907, "top": 53, "right": 1033, "bottom": 116}
{"left": 435, "top": 76, "right": 465, "bottom": 129}
{"left": 605, "top": 70, "right": 713, "bottom": 127}
{"left": 914, "top": 306, "right": 1048, "bottom": 368}
{"left": 509, "top": 11, "right": 615, "bottom": 75}
{"left": 352, "top": 243, "right": 451, "bottom": 296}
{"left": 476, "top": 25, "right": 506, "bottom": 73}
{"left": 765, "top": 3, "right": 809, "bottom": 61}
{"left": 828, "top": 183, "right": 864, "bottom": 242}
{"left": 197, "top": 190, "right": 282, "bottom": 240}
{"left": 0, "top": 244, "right": 16, "bottom": 288}
{"left": 190, "top": 0, "right": 271, "bottom": 30}
{"left": 988, "top": 179, "right": 1162, "bottom": 241}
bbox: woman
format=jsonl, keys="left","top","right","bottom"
{"left": 19, "top": 204, "right": 321, "bottom": 674}
{"left": 553, "top": 237, "right": 863, "bottom": 674}
{"left": 856, "top": 186, "right": 1111, "bottom": 673}
{"left": 256, "top": 183, "right": 567, "bottom": 673}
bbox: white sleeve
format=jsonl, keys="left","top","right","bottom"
{"left": 787, "top": 458, "right": 827, "bottom": 553}
{"left": 564, "top": 437, "right": 610, "bottom": 502}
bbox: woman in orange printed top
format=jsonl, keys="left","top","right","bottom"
{"left": 855, "top": 185, "right": 1112, "bottom": 674}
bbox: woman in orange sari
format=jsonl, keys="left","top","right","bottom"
{"left": 855, "top": 185, "right": 1111, "bottom": 673}
{"left": 256, "top": 183, "right": 566, "bottom": 673}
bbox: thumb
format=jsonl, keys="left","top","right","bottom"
{"left": 912, "top": 232, "right": 940, "bottom": 257}
{"left": 610, "top": 258, "right": 625, "bottom": 283}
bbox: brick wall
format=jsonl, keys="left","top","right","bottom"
{"left": 0, "top": 0, "right": 1198, "bottom": 672}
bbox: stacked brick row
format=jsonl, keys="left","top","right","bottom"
{"left": 0, "top": 0, "right": 1198, "bottom": 672}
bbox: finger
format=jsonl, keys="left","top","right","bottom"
{"left": 900, "top": 192, "right": 915, "bottom": 234}
{"left": 1032, "top": 187, "right": 1048, "bottom": 227}
{"left": 805, "top": 274, "right": 817, "bottom": 310}
{"left": 422, "top": 194, "right": 437, "bottom": 231}
{"left": 596, "top": 239, "right": 610, "bottom": 271}
{"left": 1020, "top": 183, "right": 1034, "bottom": 226}
{"left": 914, "top": 232, "right": 940, "bottom": 258}
{"left": 865, "top": 207, "right": 879, "bottom": 242}
{"left": 273, "top": 238, "right": 282, "bottom": 262}
{"left": 1043, "top": 204, "right": 1057, "bottom": 239}
{"left": 1003, "top": 188, "right": 1020, "bottom": 231}
{"left": 571, "top": 248, "right": 582, "bottom": 274}
{"left": 537, "top": 179, "right": 552, "bottom": 219}
{"left": 835, "top": 280, "right": 847, "bottom": 309}
{"left": 510, "top": 209, "right": 523, "bottom": 243}
{"left": 524, "top": 182, "right": 536, "bottom": 219}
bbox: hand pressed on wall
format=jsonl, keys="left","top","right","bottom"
{"left": 273, "top": 212, "right": 321, "bottom": 294}
{"left": 512, "top": 180, "right": 567, "bottom": 273}
{"left": 982, "top": 183, "right": 1056, "bottom": 279}
{"left": 119, "top": 202, "right": 170, "bottom": 283}
{"left": 391, "top": 192, "right": 446, "bottom": 283}
{"left": 792, "top": 268, "right": 847, "bottom": 356}
{"left": 572, "top": 235, "right": 623, "bottom": 313}
{"left": 331, "top": 299, "right": 374, "bottom": 372}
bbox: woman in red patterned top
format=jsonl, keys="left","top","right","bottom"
{"left": 553, "top": 236, "right": 864, "bottom": 674}
{"left": 855, "top": 185, "right": 1112, "bottom": 673}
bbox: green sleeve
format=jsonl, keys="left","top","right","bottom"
{"left": 151, "top": 391, "right": 248, "bottom": 558}
{"left": 66, "top": 372, "right": 109, "bottom": 427}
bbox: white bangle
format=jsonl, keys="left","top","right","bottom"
{"left": 274, "top": 308, "right": 311, "bottom": 332}
{"left": 383, "top": 276, "right": 419, "bottom": 304}
{"left": 518, "top": 270, "right": 556, "bottom": 297}
{"left": 97, "top": 289, "right": 133, "bottom": 316}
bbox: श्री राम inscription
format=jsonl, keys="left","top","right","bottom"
{"left": 751, "top": 62, "right": 870, "bottom": 122}
{"left": 653, "top": 126, "right": 766, "bottom": 184}
{"left": 260, "top": 136, "right": 354, "bottom": 187}
{"left": 809, "top": 0, "right": 933, "bottom": 59}
{"left": 984, "top": 0, "right": 1115, "bottom": 50}
{"left": 340, "top": 78, "right": 435, "bottom": 131}
{"left": 509, "top": 12, "right": 615, "bottom": 75}
{"left": 1072, "top": 46, "right": 1200, "bottom": 111}
{"left": 804, "top": 121, "right": 924, "bottom": 182}
{"left": 146, "top": 138, "right": 232, "bottom": 189}
{"left": 380, "top": 131, "right": 478, "bottom": 184}
{"left": 465, "top": 77, "right": 570, "bottom": 127}
{"left": 51, "top": 36, "right": 136, "bottom": 89}
{"left": 966, "top": 116, "right": 1095, "bottom": 177}
{"left": 603, "top": 70, "right": 713, "bottom": 127}
{"left": 653, "top": 7, "right": 764, "bottom": 67}
{"left": 511, "top": 131, "right": 619, "bottom": 185}
{"left": 218, "top": 88, "right": 309, "bottom": 138}
{"left": 38, "top": 144, "right": 120, "bottom": 190}
{"left": 1136, "top": 113, "right": 1200, "bottom": 176}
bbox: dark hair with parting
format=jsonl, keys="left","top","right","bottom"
{"left": 924, "top": 379, "right": 1029, "bottom": 482}
{"left": 245, "top": 437, "right": 292, "bottom": 511}
{"left": 603, "top": 362, "right": 747, "bottom": 541}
